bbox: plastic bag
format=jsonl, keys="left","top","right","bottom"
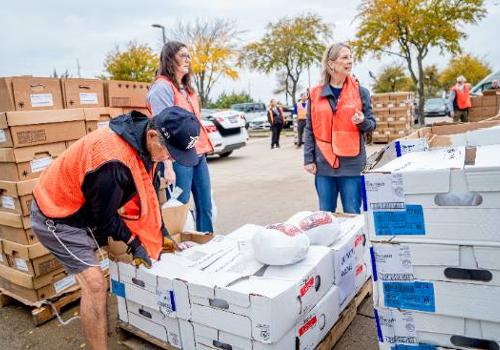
{"left": 252, "top": 225, "right": 310, "bottom": 265}
{"left": 287, "top": 211, "right": 341, "bottom": 246}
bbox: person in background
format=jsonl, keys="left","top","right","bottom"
{"left": 448, "top": 75, "right": 472, "bottom": 123}
{"left": 147, "top": 41, "right": 215, "bottom": 233}
{"left": 294, "top": 92, "right": 308, "bottom": 147}
{"left": 490, "top": 79, "right": 499, "bottom": 90}
{"left": 267, "top": 99, "right": 285, "bottom": 149}
{"left": 30, "top": 107, "right": 196, "bottom": 350}
{"left": 304, "top": 42, "right": 376, "bottom": 214}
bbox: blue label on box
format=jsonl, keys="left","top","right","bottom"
{"left": 392, "top": 344, "right": 437, "bottom": 350}
{"left": 111, "top": 279, "right": 126, "bottom": 298}
{"left": 374, "top": 205, "right": 425, "bottom": 235}
{"left": 383, "top": 281, "right": 435, "bottom": 312}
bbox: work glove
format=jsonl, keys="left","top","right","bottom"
{"left": 127, "top": 237, "right": 152, "bottom": 269}
{"left": 162, "top": 236, "right": 177, "bottom": 253}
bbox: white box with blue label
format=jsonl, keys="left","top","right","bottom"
{"left": 363, "top": 145, "right": 500, "bottom": 244}
{"left": 187, "top": 285, "right": 341, "bottom": 350}
{"left": 185, "top": 244, "right": 335, "bottom": 344}
{"left": 374, "top": 306, "right": 500, "bottom": 350}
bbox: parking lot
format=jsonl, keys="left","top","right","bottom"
{"left": 0, "top": 135, "right": 381, "bottom": 350}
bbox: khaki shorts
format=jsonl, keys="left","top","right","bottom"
{"left": 31, "top": 201, "right": 98, "bottom": 274}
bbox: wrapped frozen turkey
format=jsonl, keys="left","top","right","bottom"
{"left": 251, "top": 223, "right": 310, "bottom": 265}
{"left": 286, "top": 211, "right": 313, "bottom": 225}
{"left": 291, "top": 211, "right": 341, "bottom": 246}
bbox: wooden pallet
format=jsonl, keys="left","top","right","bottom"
{"left": 0, "top": 286, "right": 81, "bottom": 326}
{"left": 116, "top": 279, "right": 373, "bottom": 350}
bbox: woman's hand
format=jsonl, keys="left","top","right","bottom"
{"left": 304, "top": 163, "right": 317, "bottom": 175}
{"left": 352, "top": 110, "right": 365, "bottom": 124}
{"left": 163, "top": 160, "right": 176, "bottom": 186}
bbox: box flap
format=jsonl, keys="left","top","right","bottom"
{"left": 12, "top": 142, "right": 66, "bottom": 163}
{"left": 474, "top": 247, "right": 500, "bottom": 270}
{"left": 0, "top": 148, "right": 15, "bottom": 162}
{"left": 83, "top": 107, "right": 123, "bottom": 121}
{"left": 3, "top": 241, "right": 49, "bottom": 259}
{"left": 0, "top": 211, "right": 23, "bottom": 228}
{"left": 404, "top": 243, "right": 459, "bottom": 267}
{"left": 5, "top": 109, "right": 84, "bottom": 126}
{"left": 15, "top": 179, "right": 38, "bottom": 196}
{"left": 0, "top": 113, "right": 7, "bottom": 129}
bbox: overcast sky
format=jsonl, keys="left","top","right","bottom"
{"left": 2, "top": 0, "right": 499, "bottom": 103}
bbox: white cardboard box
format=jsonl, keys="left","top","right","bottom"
{"left": 186, "top": 245, "right": 335, "bottom": 344}
{"left": 190, "top": 285, "right": 340, "bottom": 350}
{"left": 363, "top": 145, "right": 500, "bottom": 244}
{"left": 375, "top": 306, "right": 500, "bottom": 350}
{"left": 371, "top": 241, "right": 500, "bottom": 287}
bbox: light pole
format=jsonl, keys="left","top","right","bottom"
{"left": 152, "top": 24, "right": 166, "bottom": 44}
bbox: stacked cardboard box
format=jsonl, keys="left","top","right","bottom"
{"left": 362, "top": 121, "right": 500, "bottom": 349}
{"left": 0, "top": 77, "right": 121, "bottom": 304}
{"left": 468, "top": 91, "right": 500, "bottom": 122}
{"left": 371, "top": 92, "right": 415, "bottom": 143}
{"left": 110, "top": 214, "right": 372, "bottom": 349}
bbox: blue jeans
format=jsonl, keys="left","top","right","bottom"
{"left": 171, "top": 156, "right": 213, "bottom": 232}
{"left": 314, "top": 175, "right": 362, "bottom": 214}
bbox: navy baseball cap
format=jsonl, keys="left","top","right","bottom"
{"left": 151, "top": 106, "right": 201, "bottom": 166}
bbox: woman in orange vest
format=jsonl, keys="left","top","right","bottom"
{"left": 304, "top": 43, "right": 376, "bottom": 214}
{"left": 30, "top": 107, "right": 200, "bottom": 349}
{"left": 148, "top": 41, "right": 215, "bottom": 233}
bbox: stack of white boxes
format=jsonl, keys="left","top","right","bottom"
{"left": 363, "top": 124, "right": 500, "bottom": 349}
{"left": 110, "top": 214, "right": 372, "bottom": 349}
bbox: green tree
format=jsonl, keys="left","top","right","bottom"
{"left": 208, "top": 91, "right": 254, "bottom": 109}
{"left": 102, "top": 41, "right": 158, "bottom": 82}
{"left": 241, "top": 13, "right": 332, "bottom": 104}
{"left": 439, "top": 54, "right": 491, "bottom": 91}
{"left": 171, "top": 18, "right": 240, "bottom": 107}
{"left": 406, "top": 65, "right": 443, "bottom": 97}
{"left": 372, "top": 64, "right": 412, "bottom": 93}
{"left": 352, "top": 0, "right": 486, "bottom": 125}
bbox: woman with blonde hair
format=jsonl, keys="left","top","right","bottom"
{"left": 304, "top": 43, "right": 376, "bottom": 213}
{"left": 267, "top": 98, "right": 285, "bottom": 149}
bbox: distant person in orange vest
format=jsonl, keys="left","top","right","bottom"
{"left": 294, "top": 92, "right": 308, "bottom": 147}
{"left": 147, "top": 41, "right": 215, "bottom": 233}
{"left": 304, "top": 43, "right": 376, "bottom": 214}
{"left": 448, "top": 75, "right": 472, "bottom": 122}
{"left": 30, "top": 107, "right": 198, "bottom": 349}
{"left": 267, "top": 99, "right": 285, "bottom": 149}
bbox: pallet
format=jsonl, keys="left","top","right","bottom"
{"left": 316, "top": 279, "right": 373, "bottom": 350}
{"left": 116, "top": 279, "right": 373, "bottom": 350}
{"left": 0, "top": 286, "right": 81, "bottom": 326}
{"left": 117, "top": 320, "right": 176, "bottom": 350}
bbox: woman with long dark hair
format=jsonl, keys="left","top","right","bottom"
{"left": 147, "top": 41, "right": 215, "bottom": 232}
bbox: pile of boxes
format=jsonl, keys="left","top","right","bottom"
{"left": 469, "top": 91, "right": 500, "bottom": 122}
{"left": 371, "top": 92, "right": 415, "bottom": 143}
{"left": 0, "top": 75, "right": 149, "bottom": 304}
{"left": 363, "top": 120, "right": 500, "bottom": 349}
{"left": 110, "top": 214, "right": 372, "bottom": 349}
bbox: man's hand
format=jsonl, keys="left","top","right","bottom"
{"left": 304, "top": 163, "right": 317, "bottom": 175}
{"left": 164, "top": 160, "right": 176, "bottom": 186}
{"left": 352, "top": 111, "right": 365, "bottom": 124}
{"left": 127, "top": 237, "right": 152, "bottom": 269}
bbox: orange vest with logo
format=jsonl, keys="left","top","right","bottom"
{"left": 297, "top": 101, "right": 308, "bottom": 120}
{"left": 149, "top": 76, "right": 213, "bottom": 155}
{"left": 310, "top": 76, "right": 362, "bottom": 169}
{"left": 33, "top": 128, "right": 163, "bottom": 260}
{"left": 451, "top": 84, "right": 472, "bottom": 110}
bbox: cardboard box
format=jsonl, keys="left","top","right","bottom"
{"left": 0, "top": 179, "right": 37, "bottom": 215}
{"left": 0, "top": 77, "right": 63, "bottom": 112}
{"left": 482, "top": 95, "right": 497, "bottom": 107}
{"left": 371, "top": 241, "right": 500, "bottom": 287}
{"left": 191, "top": 285, "right": 341, "bottom": 350}
{"left": 3, "top": 240, "right": 61, "bottom": 277}
{"left": 161, "top": 203, "right": 189, "bottom": 236}
{"left": 0, "top": 109, "right": 85, "bottom": 148}
{"left": 373, "top": 108, "right": 391, "bottom": 120}
{"left": 121, "top": 107, "right": 151, "bottom": 117}
{"left": 363, "top": 145, "right": 500, "bottom": 244}
{"left": 0, "top": 210, "right": 30, "bottom": 229}
{"left": 83, "top": 107, "right": 123, "bottom": 133}
{"left": 375, "top": 307, "right": 500, "bottom": 349}
{"left": 0, "top": 142, "right": 66, "bottom": 181}
{"left": 0, "top": 226, "right": 37, "bottom": 245}
{"left": 0, "top": 115, "right": 13, "bottom": 148}
{"left": 61, "top": 79, "right": 105, "bottom": 109}
{"left": 105, "top": 80, "right": 150, "bottom": 108}
{"left": 0, "top": 265, "right": 75, "bottom": 303}
{"left": 471, "top": 96, "right": 482, "bottom": 108}
{"left": 0, "top": 240, "right": 8, "bottom": 267}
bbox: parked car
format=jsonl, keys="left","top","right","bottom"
{"left": 202, "top": 119, "right": 224, "bottom": 155}
{"left": 424, "top": 98, "right": 450, "bottom": 118}
{"left": 230, "top": 102, "right": 267, "bottom": 123}
{"left": 471, "top": 70, "right": 500, "bottom": 95}
{"left": 247, "top": 114, "right": 271, "bottom": 130}
{"left": 281, "top": 105, "right": 294, "bottom": 128}
{"left": 201, "top": 109, "right": 248, "bottom": 157}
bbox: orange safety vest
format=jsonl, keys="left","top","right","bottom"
{"left": 309, "top": 76, "right": 362, "bottom": 169}
{"left": 33, "top": 128, "right": 163, "bottom": 260}
{"left": 297, "top": 101, "right": 308, "bottom": 120}
{"left": 149, "top": 76, "right": 213, "bottom": 155}
{"left": 451, "top": 84, "right": 472, "bottom": 110}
